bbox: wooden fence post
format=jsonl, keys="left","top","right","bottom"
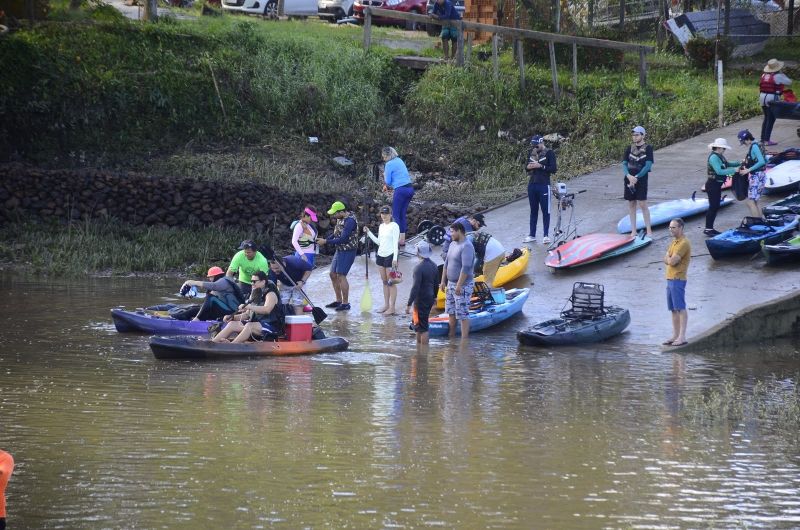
{"left": 466, "top": 33, "right": 473, "bottom": 65}
{"left": 456, "top": 21, "right": 465, "bottom": 66}
{"left": 572, "top": 42, "right": 578, "bottom": 92}
{"left": 363, "top": 9, "right": 372, "bottom": 50}
{"left": 548, "top": 40, "right": 559, "bottom": 102}
{"left": 638, "top": 47, "right": 647, "bottom": 88}
{"left": 492, "top": 33, "right": 499, "bottom": 80}
{"left": 517, "top": 39, "right": 525, "bottom": 92}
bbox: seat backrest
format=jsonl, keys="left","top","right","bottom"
{"left": 562, "top": 282, "right": 604, "bottom": 318}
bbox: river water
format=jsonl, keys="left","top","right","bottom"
{"left": 2, "top": 275, "right": 800, "bottom": 528}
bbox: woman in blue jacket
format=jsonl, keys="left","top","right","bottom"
{"left": 382, "top": 147, "right": 415, "bottom": 247}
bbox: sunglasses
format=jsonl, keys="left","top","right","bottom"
{"left": 251, "top": 278, "right": 263, "bottom": 283}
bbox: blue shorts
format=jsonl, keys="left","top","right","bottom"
{"left": 440, "top": 26, "right": 459, "bottom": 40}
{"left": 331, "top": 250, "right": 356, "bottom": 275}
{"left": 666, "top": 279, "right": 687, "bottom": 311}
{"left": 294, "top": 251, "right": 315, "bottom": 266}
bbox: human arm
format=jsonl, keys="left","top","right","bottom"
{"left": 744, "top": 145, "right": 767, "bottom": 174}
{"left": 408, "top": 267, "right": 422, "bottom": 308}
{"left": 708, "top": 154, "right": 739, "bottom": 177}
{"left": 365, "top": 226, "right": 379, "bottom": 245}
{"left": 291, "top": 222, "right": 305, "bottom": 255}
{"left": 246, "top": 291, "right": 278, "bottom": 316}
{"left": 226, "top": 252, "right": 241, "bottom": 278}
{"left": 389, "top": 222, "right": 400, "bottom": 265}
{"left": 776, "top": 73, "right": 792, "bottom": 86}
{"left": 541, "top": 150, "right": 557, "bottom": 174}
{"left": 455, "top": 244, "right": 475, "bottom": 295}
{"left": 664, "top": 239, "right": 689, "bottom": 266}
{"left": 324, "top": 217, "right": 357, "bottom": 245}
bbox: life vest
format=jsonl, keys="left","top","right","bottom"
{"left": 250, "top": 280, "right": 286, "bottom": 332}
{"left": 222, "top": 277, "right": 246, "bottom": 306}
{"left": 297, "top": 222, "right": 317, "bottom": 252}
{"left": 707, "top": 152, "right": 730, "bottom": 183}
{"left": 471, "top": 232, "right": 492, "bottom": 274}
{"left": 744, "top": 143, "right": 762, "bottom": 170}
{"left": 759, "top": 73, "right": 784, "bottom": 95}
{"left": 626, "top": 143, "right": 650, "bottom": 175}
{"left": 332, "top": 211, "right": 359, "bottom": 252}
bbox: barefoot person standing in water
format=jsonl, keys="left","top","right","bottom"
{"left": 663, "top": 218, "right": 690, "bottom": 347}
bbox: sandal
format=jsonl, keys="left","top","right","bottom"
{"left": 662, "top": 340, "right": 675, "bottom": 346}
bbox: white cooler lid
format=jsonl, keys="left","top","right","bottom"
{"left": 285, "top": 315, "right": 314, "bottom": 324}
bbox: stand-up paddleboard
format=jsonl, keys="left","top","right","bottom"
{"left": 580, "top": 233, "right": 652, "bottom": 266}
{"left": 545, "top": 234, "right": 634, "bottom": 270}
{"left": 764, "top": 160, "right": 800, "bottom": 195}
{"left": 616, "top": 192, "right": 734, "bottom": 233}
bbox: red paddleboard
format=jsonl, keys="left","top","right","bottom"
{"left": 545, "top": 234, "right": 635, "bottom": 269}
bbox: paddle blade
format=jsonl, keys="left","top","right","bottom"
{"left": 360, "top": 283, "right": 373, "bottom": 312}
{"left": 311, "top": 306, "right": 327, "bottom": 324}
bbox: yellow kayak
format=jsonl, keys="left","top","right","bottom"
{"left": 436, "top": 247, "right": 530, "bottom": 309}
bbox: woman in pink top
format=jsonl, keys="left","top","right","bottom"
{"left": 291, "top": 205, "right": 319, "bottom": 266}
{"left": 0, "top": 449, "right": 13, "bottom": 530}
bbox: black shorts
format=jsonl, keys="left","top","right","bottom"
{"left": 376, "top": 254, "right": 394, "bottom": 268}
{"left": 413, "top": 303, "right": 433, "bottom": 332}
{"left": 624, "top": 176, "right": 648, "bottom": 201}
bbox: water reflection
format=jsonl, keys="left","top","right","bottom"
{"left": 2, "top": 276, "right": 800, "bottom": 528}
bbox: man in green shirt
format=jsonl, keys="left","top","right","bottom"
{"left": 227, "top": 240, "right": 270, "bottom": 297}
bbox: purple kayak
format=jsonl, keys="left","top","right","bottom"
{"left": 111, "top": 308, "right": 215, "bottom": 335}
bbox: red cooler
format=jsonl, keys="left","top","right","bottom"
{"left": 285, "top": 315, "right": 313, "bottom": 341}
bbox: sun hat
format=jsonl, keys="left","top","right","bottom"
{"left": 379, "top": 205, "right": 391, "bottom": 214}
{"left": 737, "top": 129, "right": 754, "bottom": 144}
{"left": 416, "top": 241, "right": 432, "bottom": 258}
{"left": 303, "top": 207, "right": 318, "bottom": 222}
{"left": 238, "top": 240, "right": 257, "bottom": 250}
{"left": 207, "top": 266, "right": 225, "bottom": 277}
{"left": 631, "top": 125, "right": 646, "bottom": 135}
{"left": 530, "top": 134, "right": 544, "bottom": 145}
{"left": 327, "top": 201, "right": 346, "bottom": 215}
{"left": 708, "top": 138, "right": 732, "bottom": 150}
{"left": 471, "top": 213, "right": 486, "bottom": 227}
{"left": 763, "top": 59, "right": 784, "bottom": 73}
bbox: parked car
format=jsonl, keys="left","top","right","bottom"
{"left": 222, "top": 0, "right": 317, "bottom": 18}
{"left": 425, "top": 0, "right": 464, "bottom": 36}
{"left": 353, "top": 0, "right": 428, "bottom": 29}
{"left": 318, "top": 0, "right": 354, "bottom": 20}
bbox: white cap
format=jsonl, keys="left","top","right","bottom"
{"left": 631, "top": 125, "right": 646, "bottom": 135}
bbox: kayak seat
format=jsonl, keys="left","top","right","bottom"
{"left": 561, "top": 282, "right": 605, "bottom": 319}
{"left": 469, "top": 282, "right": 495, "bottom": 311}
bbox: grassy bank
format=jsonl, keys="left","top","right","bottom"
{"left": 0, "top": 7, "right": 778, "bottom": 275}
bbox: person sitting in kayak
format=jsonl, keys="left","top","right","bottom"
{"left": 180, "top": 266, "right": 245, "bottom": 321}
{"left": 211, "top": 271, "right": 285, "bottom": 343}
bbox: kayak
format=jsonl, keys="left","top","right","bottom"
{"left": 580, "top": 233, "right": 652, "bottom": 266}
{"left": 545, "top": 233, "right": 634, "bottom": 270}
{"left": 705, "top": 214, "right": 799, "bottom": 259}
{"left": 763, "top": 193, "right": 800, "bottom": 216}
{"left": 769, "top": 101, "right": 800, "bottom": 121}
{"left": 762, "top": 234, "right": 800, "bottom": 265}
{"left": 616, "top": 193, "right": 734, "bottom": 233}
{"left": 436, "top": 247, "right": 530, "bottom": 309}
{"left": 150, "top": 335, "right": 349, "bottom": 359}
{"left": 517, "top": 306, "right": 630, "bottom": 346}
{"left": 764, "top": 160, "right": 800, "bottom": 195}
{"left": 111, "top": 308, "right": 214, "bottom": 334}
{"left": 429, "top": 287, "right": 529, "bottom": 337}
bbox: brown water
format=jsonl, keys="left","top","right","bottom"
{"left": 2, "top": 275, "right": 800, "bottom": 528}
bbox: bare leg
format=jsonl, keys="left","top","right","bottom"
{"left": 460, "top": 318, "right": 470, "bottom": 338}
{"left": 340, "top": 274, "right": 350, "bottom": 304}
{"left": 448, "top": 313, "right": 457, "bottom": 338}
{"left": 388, "top": 283, "right": 397, "bottom": 314}
{"left": 640, "top": 200, "right": 652, "bottom": 236}
{"left": 212, "top": 321, "right": 244, "bottom": 343}
{"left": 399, "top": 233, "right": 405, "bottom": 246}
{"left": 676, "top": 310, "right": 688, "bottom": 343}
{"left": 669, "top": 311, "right": 679, "bottom": 343}
{"left": 419, "top": 331, "right": 429, "bottom": 344}
{"left": 628, "top": 200, "right": 638, "bottom": 237}
{"left": 233, "top": 322, "right": 262, "bottom": 343}
{"left": 442, "top": 38, "right": 450, "bottom": 60}
{"left": 330, "top": 270, "right": 342, "bottom": 303}
{"left": 378, "top": 266, "right": 389, "bottom": 312}
{"left": 745, "top": 199, "right": 762, "bottom": 218}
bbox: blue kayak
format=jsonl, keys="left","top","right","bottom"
{"left": 111, "top": 308, "right": 215, "bottom": 334}
{"left": 617, "top": 193, "right": 734, "bottom": 234}
{"left": 428, "top": 287, "right": 530, "bottom": 337}
{"left": 706, "top": 214, "right": 799, "bottom": 259}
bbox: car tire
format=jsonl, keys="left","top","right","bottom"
{"left": 263, "top": 0, "right": 278, "bottom": 19}
{"left": 405, "top": 9, "right": 421, "bottom": 30}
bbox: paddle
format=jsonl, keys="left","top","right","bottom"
{"left": 360, "top": 186, "right": 373, "bottom": 312}
{"left": 259, "top": 243, "right": 327, "bottom": 324}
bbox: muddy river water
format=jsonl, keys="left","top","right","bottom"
{"left": 2, "top": 274, "right": 800, "bottom": 528}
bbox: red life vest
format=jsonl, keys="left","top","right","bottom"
{"left": 759, "top": 73, "right": 784, "bottom": 95}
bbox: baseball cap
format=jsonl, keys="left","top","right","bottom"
{"left": 238, "top": 240, "right": 257, "bottom": 250}
{"left": 530, "top": 135, "right": 544, "bottom": 145}
{"left": 379, "top": 205, "right": 391, "bottom": 214}
{"left": 327, "top": 201, "right": 346, "bottom": 215}
{"left": 416, "top": 241, "right": 432, "bottom": 258}
{"left": 631, "top": 126, "right": 646, "bottom": 135}
{"left": 207, "top": 266, "right": 225, "bottom": 277}
{"left": 737, "top": 129, "right": 754, "bottom": 144}
{"left": 471, "top": 213, "right": 486, "bottom": 227}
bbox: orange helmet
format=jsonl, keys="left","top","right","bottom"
{"left": 207, "top": 266, "right": 225, "bottom": 277}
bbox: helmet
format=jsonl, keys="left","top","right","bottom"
{"left": 737, "top": 129, "right": 754, "bottom": 144}
{"left": 530, "top": 135, "right": 544, "bottom": 145}
{"left": 207, "top": 266, "right": 225, "bottom": 277}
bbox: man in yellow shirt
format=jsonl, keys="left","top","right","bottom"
{"left": 663, "top": 218, "right": 690, "bottom": 346}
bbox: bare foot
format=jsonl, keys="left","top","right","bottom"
{"left": 646, "top": 231, "right": 653, "bottom": 237}
{"left": 377, "top": 307, "right": 388, "bottom": 313}
{"left": 629, "top": 233, "right": 637, "bottom": 238}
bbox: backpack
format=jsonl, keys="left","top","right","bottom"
{"left": 223, "top": 277, "right": 247, "bottom": 306}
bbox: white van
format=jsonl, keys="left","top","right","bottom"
{"left": 222, "top": 0, "right": 317, "bottom": 18}
{"left": 318, "top": 0, "right": 354, "bottom": 21}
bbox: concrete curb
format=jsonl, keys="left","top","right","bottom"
{"left": 668, "top": 289, "right": 800, "bottom": 353}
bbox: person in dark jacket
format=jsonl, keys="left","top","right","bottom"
{"left": 523, "top": 135, "right": 557, "bottom": 245}
{"left": 316, "top": 200, "right": 359, "bottom": 311}
{"left": 406, "top": 241, "right": 438, "bottom": 344}
{"left": 181, "top": 266, "right": 245, "bottom": 321}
